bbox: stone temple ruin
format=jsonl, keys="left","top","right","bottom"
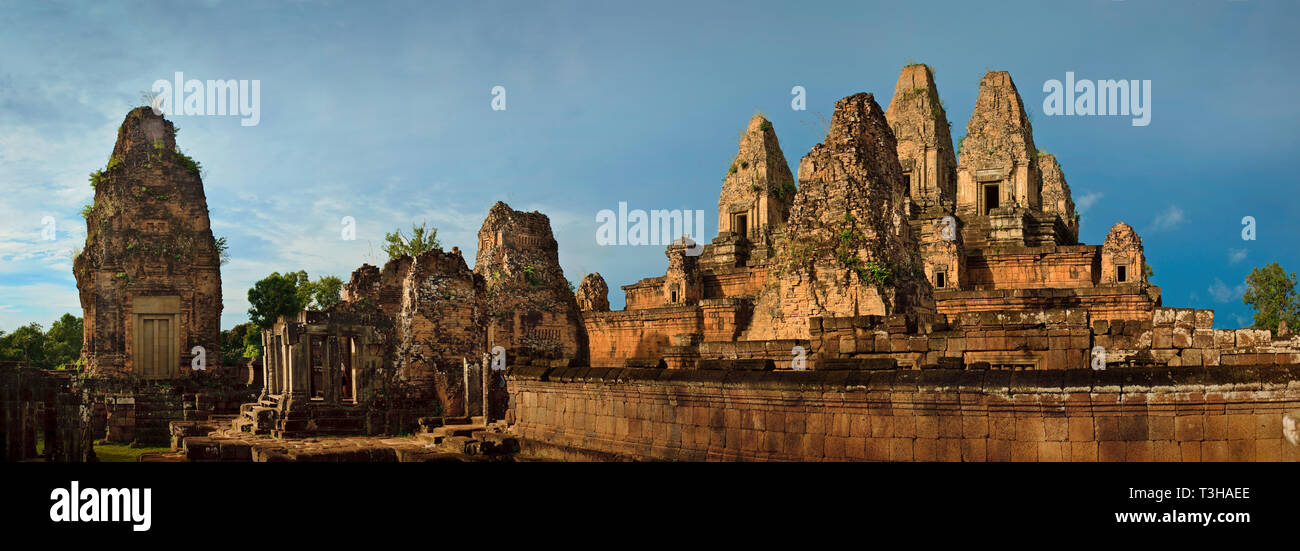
{"left": 22, "top": 66, "right": 1300, "bottom": 462}
{"left": 578, "top": 67, "right": 1179, "bottom": 372}
{"left": 241, "top": 203, "right": 587, "bottom": 438}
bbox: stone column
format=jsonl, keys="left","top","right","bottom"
{"left": 288, "top": 328, "right": 308, "bottom": 404}
{"left": 327, "top": 334, "right": 339, "bottom": 404}
{"left": 258, "top": 330, "right": 270, "bottom": 401}
{"left": 481, "top": 353, "right": 492, "bottom": 423}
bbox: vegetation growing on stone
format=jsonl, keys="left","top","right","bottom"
{"left": 383, "top": 222, "right": 441, "bottom": 260}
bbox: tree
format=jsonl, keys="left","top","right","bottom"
{"left": 0, "top": 323, "right": 48, "bottom": 366}
{"left": 299, "top": 275, "right": 343, "bottom": 310}
{"left": 247, "top": 272, "right": 309, "bottom": 329}
{"left": 242, "top": 328, "right": 263, "bottom": 359}
{"left": 215, "top": 236, "right": 231, "bottom": 265}
{"left": 384, "top": 222, "right": 441, "bottom": 260}
{"left": 43, "top": 313, "right": 83, "bottom": 368}
{"left": 246, "top": 270, "right": 345, "bottom": 338}
{"left": 1242, "top": 262, "right": 1300, "bottom": 333}
{"left": 0, "top": 314, "right": 83, "bottom": 369}
{"left": 221, "top": 322, "right": 259, "bottom": 366}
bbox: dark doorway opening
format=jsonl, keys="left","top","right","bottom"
{"left": 983, "top": 184, "right": 1000, "bottom": 215}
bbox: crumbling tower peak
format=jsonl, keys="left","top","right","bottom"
{"left": 745, "top": 92, "right": 934, "bottom": 339}
{"left": 474, "top": 201, "right": 586, "bottom": 363}
{"left": 956, "top": 71, "right": 1039, "bottom": 204}
{"left": 1037, "top": 153, "right": 1079, "bottom": 243}
{"left": 111, "top": 106, "right": 180, "bottom": 168}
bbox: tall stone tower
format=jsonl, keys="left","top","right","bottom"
{"left": 887, "top": 63, "right": 964, "bottom": 291}
{"left": 953, "top": 71, "right": 1074, "bottom": 248}
{"left": 74, "top": 107, "right": 222, "bottom": 378}
{"left": 1037, "top": 153, "right": 1079, "bottom": 244}
{"left": 956, "top": 71, "right": 1041, "bottom": 221}
{"left": 886, "top": 63, "right": 958, "bottom": 212}
{"left": 717, "top": 114, "right": 796, "bottom": 247}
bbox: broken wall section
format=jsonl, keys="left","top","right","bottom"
{"left": 474, "top": 202, "right": 587, "bottom": 365}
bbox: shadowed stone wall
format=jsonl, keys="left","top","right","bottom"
{"left": 508, "top": 365, "right": 1300, "bottom": 461}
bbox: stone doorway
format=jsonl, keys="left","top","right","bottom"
{"left": 132, "top": 296, "right": 180, "bottom": 379}
{"left": 983, "top": 183, "right": 1000, "bottom": 214}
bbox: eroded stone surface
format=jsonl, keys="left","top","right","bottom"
{"left": 956, "top": 71, "right": 1040, "bottom": 215}
{"left": 756, "top": 93, "right": 933, "bottom": 338}
{"left": 474, "top": 201, "right": 586, "bottom": 364}
{"left": 575, "top": 273, "right": 610, "bottom": 312}
{"left": 717, "top": 114, "right": 796, "bottom": 248}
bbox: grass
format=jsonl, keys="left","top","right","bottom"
{"left": 94, "top": 442, "right": 172, "bottom": 463}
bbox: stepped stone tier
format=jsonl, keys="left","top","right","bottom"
{"left": 74, "top": 107, "right": 222, "bottom": 378}
{"left": 577, "top": 64, "right": 1292, "bottom": 373}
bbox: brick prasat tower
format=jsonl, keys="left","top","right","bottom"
{"left": 74, "top": 107, "right": 222, "bottom": 378}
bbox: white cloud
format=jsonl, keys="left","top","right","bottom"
{"left": 1076, "top": 191, "right": 1103, "bottom": 212}
{"left": 0, "top": 281, "right": 82, "bottom": 331}
{"left": 1207, "top": 277, "right": 1247, "bottom": 303}
{"left": 1228, "top": 247, "right": 1248, "bottom": 264}
{"left": 1151, "top": 205, "right": 1185, "bottom": 231}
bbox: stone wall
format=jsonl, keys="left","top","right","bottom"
{"left": 1, "top": 365, "right": 94, "bottom": 462}
{"left": 584, "top": 307, "right": 703, "bottom": 367}
{"left": 508, "top": 365, "right": 1300, "bottom": 461}
{"left": 808, "top": 307, "right": 1300, "bottom": 371}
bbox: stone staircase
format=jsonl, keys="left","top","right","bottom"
{"left": 232, "top": 397, "right": 279, "bottom": 435}
{"left": 416, "top": 416, "right": 519, "bottom": 455}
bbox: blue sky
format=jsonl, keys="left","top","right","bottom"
{"left": 1, "top": 0, "right": 1297, "bottom": 331}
